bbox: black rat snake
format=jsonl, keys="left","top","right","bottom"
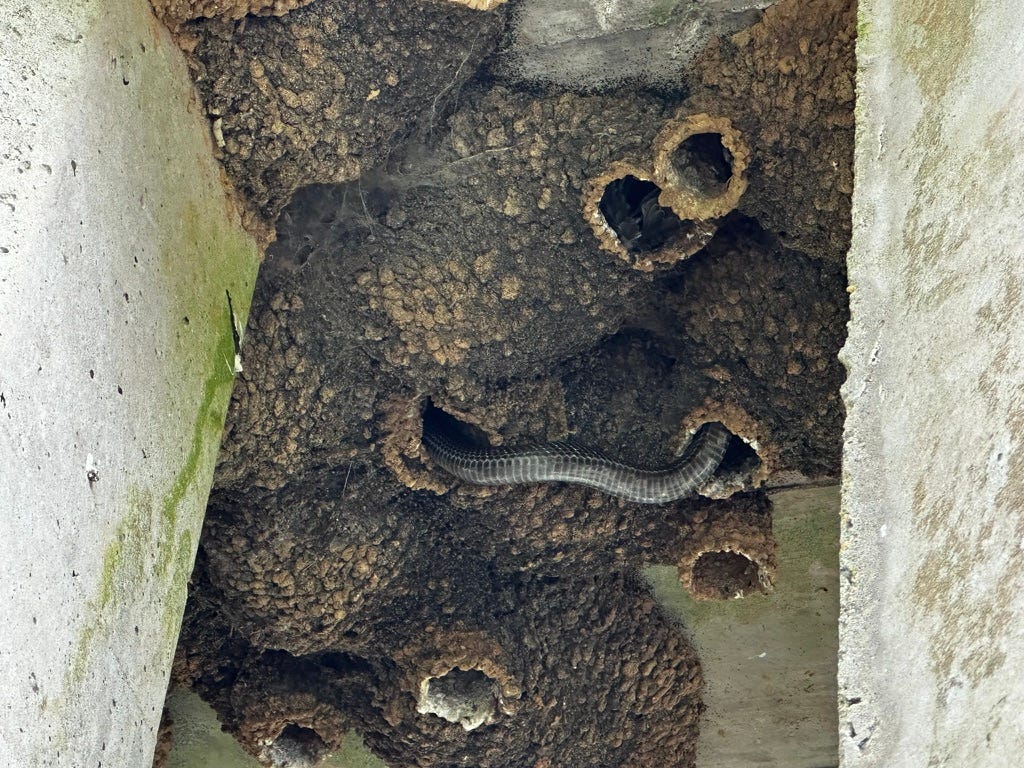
{"left": 422, "top": 412, "right": 730, "bottom": 504}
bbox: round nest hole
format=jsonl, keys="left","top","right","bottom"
{"left": 597, "top": 175, "right": 686, "bottom": 253}
{"left": 691, "top": 551, "right": 762, "bottom": 600}
{"left": 422, "top": 402, "right": 487, "bottom": 447}
{"left": 416, "top": 667, "right": 499, "bottom": 731}
{"left": 669, "top": 132, "right": 734, "bottom": 199}
{"left": 265, "top": 724, "right": 328, "bottom": 768}
{"left": 715, "top": 432, "right": 762, "bottom": 485}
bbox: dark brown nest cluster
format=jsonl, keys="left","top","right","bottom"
{"left": 166, "top": 0, "right": 855, "bottom": 765}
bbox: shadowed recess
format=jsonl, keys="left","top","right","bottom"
{"left": 718, "top": 433, "right": 762, "bottom": 480}
{"left": 266, "top": 724, "right": 329, "bottom": 767}
{"left": 691, "top": 551, "right": 762, "bottom": 599}
{"left": 669, "top": 132, "right": 734, "bottom": 198}
{"left": 598, "top": 176, "right": 686, "bottom": 253}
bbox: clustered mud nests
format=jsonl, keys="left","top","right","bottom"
{"left": 167, "top": 0, "right": 854, "bottom": 766}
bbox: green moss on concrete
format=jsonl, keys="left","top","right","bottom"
{"left": 153, "top": 307, "right": 242, "bottom": 652}
{"left": 855, "top": 15, "right": 869, "bottom": 45}
{"left": 68, "top": 313, "right": 248, "bottom": 691}
{"left": 648, "top": 0, "right": 681, "bottom": 26}
{"left": 65, "top": 0, "right": 261, "bottom": 711}
{"left": 70, "top": 502, "right": 149, "bottom": 686}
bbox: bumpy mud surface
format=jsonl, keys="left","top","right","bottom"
{"left": 183, "top": 0, "right": 503, "bottom": 219}
{"left": 169, "top": 0, "right": 853, "bottom": 765}
{"left": 689, "top": 0, "right": 856, "bottom": 264}
{"left": 152, "top": 0, "right": 314, "bottom": 25}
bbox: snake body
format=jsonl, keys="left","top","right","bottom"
{"left": 422, "top": 414, "right": 730, "bottom": 504}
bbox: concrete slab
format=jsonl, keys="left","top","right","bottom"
{"left": 0, "top": 1, "right": 261, "bottom": 765}
{"left": 648, "top": 486, "right": 840, "bottom": 768}
{"left": 840, "top": 0, "right": 1024, "bottom": 764}
{"left": 496, "top": 0, "right": 772, "bottom": 90}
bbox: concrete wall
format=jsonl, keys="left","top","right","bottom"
{"left": 0, "top": 1, "right": 260, "bottom": 765}
{"left": 840, "top": 0, "right": 1024, "bottom": 765}
{"left": 496, "top": 0, "right": 771, "bottom": 90}
{"left": 650, "top": 487, "right": 839, "bottom": 768}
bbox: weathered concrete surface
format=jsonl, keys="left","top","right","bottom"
{"left": 840, "top": 0, "right": 1024, "bottom": 765}
{"left": 0, "top": 1, "right": 260, "bottom": 766}
{"left": 650, "top": 486, "right": 839, "bottom": 768}
{"left": 496, "top": 0, "right": 772, "bottom": 90}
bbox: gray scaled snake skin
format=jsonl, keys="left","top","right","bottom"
{"left": 422, "top": 413, "right": 731, "bottom": 504}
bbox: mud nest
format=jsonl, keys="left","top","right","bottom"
{"left": 168, "top": 0, "right": 854, "bottom": 765}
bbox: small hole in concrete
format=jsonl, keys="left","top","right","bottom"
{"left": 692, "top": 550, "right": 761, "bottom": 599}
{"left": 417, "top": 667, "right": 498, "bottom": 731}
{"left": 598, "top": 175, "right": 685, "bottom": 253}
{"left": 265, "top": 724, "right": 327, "bottom": 768}
{"left": 669, "top": 132, "right": 733, "bottom": 198}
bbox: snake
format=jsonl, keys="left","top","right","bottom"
{"left": 421, "top": 411, "right": 731, "bottom": 504}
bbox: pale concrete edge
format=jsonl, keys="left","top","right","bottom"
{"left": 0, "top": 0, "right": 261, "bottom": 765}
{"left": 837, "top": 0, "right": 890, "bottom": 763}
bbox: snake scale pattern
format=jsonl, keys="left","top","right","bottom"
{"left": 422, "top": 414, "right": 731, "bottom": 504}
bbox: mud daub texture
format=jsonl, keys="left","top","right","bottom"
{"left": 152, "top": 0, "right": 315, "bottom": 26}
{"left": 691, "top": 0, "right": 857, "bottom": 264}
{"left": 183, "top": 0, "right": 504, "bottom": 219}
{"left": 177, "top": 568, "right": 703, "bottom": 766}
{"left": 172, "top": 0, "right": 854, "bottom": 765}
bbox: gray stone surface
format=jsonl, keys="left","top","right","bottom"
{"left": 649, "top": 486, "right": 839, "bottom": 768}
{"left": 496, "top": 0, "right": 772, "bottom": 90}
{"left": 840, "top": 0, "right": 1024, "bottom": 765}
{"left": 0, "top": 1, "right": 260, "bottom": 765}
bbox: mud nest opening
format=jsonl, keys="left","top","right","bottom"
{"left": 597, "top": 175, "right": 687, "bottom": 253}
{"left": 669, "top": 132, "right": 734, "bottom": 199}
{"left": 690, "top": 551, "right": 762, "bottom": 599}
{"left": 715, "top": 432, "right": 762, "bottom": 484}
{"left": 422, "top": 402, "right": 489, "bottom": 448}
{"left": 417, "top": 668, "right": 499, "bottom": 731}
{"left": 265, "top": 724, "right": 328, "bottom": 767}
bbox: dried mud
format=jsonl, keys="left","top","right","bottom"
{"left": 166, "top": 0, "right": 855, "bottom": 765}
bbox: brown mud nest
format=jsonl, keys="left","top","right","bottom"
{"left": 167, "top": 0, "right": 855, "bottom": 765}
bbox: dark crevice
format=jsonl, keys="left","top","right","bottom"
{"left": 669, "top": 132, "right": 733, "bottom": 198}
{"left": 691, "top": 550, "right": 761, "bottom": 598}
{"left": 314, "top": 652, "right": 375, "bottom": 676}
{"left": 717, "top": 433, "right": 761, "bottom": 480}
{"left": 598, "top": 175, "right": 686, "bottom": 253}
{"left": 422, "top": 401, "right": 490, "bottom": 449}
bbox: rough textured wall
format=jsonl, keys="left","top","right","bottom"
{"left": 151, "top": 0, "right": 501, "bottom": 27}
{"left": 495, "top": 0, "right": 774, "bottom": 91}
{"left": 688, "top": 0, "right": 856, "bottom": 264}
{"left": 840, "top": 0, "right": 1024, "bottom": 765}
{"left": 152, "top": 0, "right": 316, "bottom": 26}
{"left": 182, "top": 0, "right": 503, "bottom": 219}
{"left": 0, "top": 1, "right": 261, "bottom": 766}
{"left": 167, "top": 0, "right": 855, "bottom": 765}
